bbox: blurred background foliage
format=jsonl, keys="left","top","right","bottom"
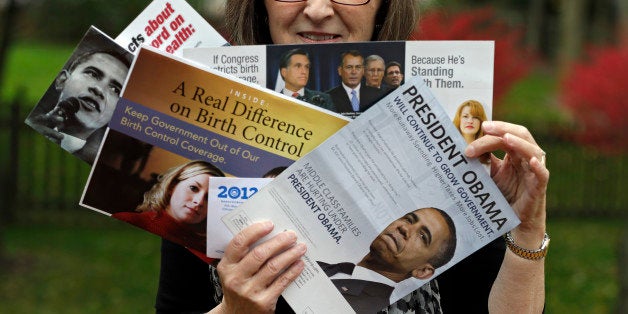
{"left": 11, "top": 0, "right": 211, "bottom": 43}
{"left": 0, "top": 0, "right": 626, "bottom": 313}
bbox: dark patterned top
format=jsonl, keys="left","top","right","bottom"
{"left": 208, "top": 265, "right": 442, "bottom": 314}
{"left": 381, "top": 280, "right": 442, "bottom": 314}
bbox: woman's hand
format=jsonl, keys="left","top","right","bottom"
{"left": 465, "top": 121, "right": 549, "bottom": 248}
{"left": 210, "top": 221, "right": 306, "bottom": 314}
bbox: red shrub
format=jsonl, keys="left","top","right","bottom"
{"left": 560, "top": 45, "right": 628, "bottom": 154}
{"left": 410, "top": 7, "right": 534, "bottom": 106}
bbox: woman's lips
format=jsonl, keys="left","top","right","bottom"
{"left": 298, "top": 32, "right": 340, "bottom": 42}
{"left": 185, "top": 204, "right": 200, "bottom": 213}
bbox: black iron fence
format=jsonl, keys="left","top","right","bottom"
{"left": 1, "top": 96, "right": 91, "bottom": 223}
{"left": 0, "top": 99, "right": 626, "bottom": 224}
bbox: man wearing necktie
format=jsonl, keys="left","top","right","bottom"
{"left": 327, "top": 50, "right": 385, "bottom": 119}
{"left": 384, "top": 61, "right": 405, "bottom": 90}
{"left": 278, "top": 48, "right": 335, "bottom": 112}
{"left": 318, "top": 207, "right": 457, "bottom": 313}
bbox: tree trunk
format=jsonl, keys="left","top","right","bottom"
{"left": 619, "top": 0, "right": 628, "bottom": 44}
{"left": 0, "top": 0, "right": 19, "bottom": 267}
{"left": 0, "top": 0, "right": 17, "bottom": 89}
{"left": 557, "top": 0, "right": 587, "bottom": 76}
{"left": 590, "top": 0, "right": 616, "bottom": 45}
{"left": 526, "top": 0, "right": 546, "bottom": 53}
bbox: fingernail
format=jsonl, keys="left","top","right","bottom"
{"left": 296, "top": 242, "right": 307, "bottom": 253}
{"left": 504, "top": 133, "right": 512, "bottom": 144}
{"left": 482, "top": 121, "right": 495, "bottom": 133}
{"left": 261, "top": 220, "right": 274, "bottom": 229}
{"left": 291, "top": 260, "right": 305, "bottom": 272}
{"left": 465, "top": 145, "right": 476, "bottom": 157}
{"left": 284, "top": 230, "right": 297, "bottom": 241}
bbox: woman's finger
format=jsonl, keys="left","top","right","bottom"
{"left": 254, "top": 242, "right": 307, "bottom": 295}
{"left": 481, "top": 121, "right": 537, "bottom": 145}
{"left": 222, "top": 220, "right": 275, "bottom": 266}
{"left": 466, "top": 132, "right": 546, "bottom": 171}
{"left": 464, "top": 133, "right": 503, "bottom": 158}
{"left": 237, "top": 229, "right": 300, "bottom": 280}
{"left": 502, "top": 133, "right": 547, "bottom": 171}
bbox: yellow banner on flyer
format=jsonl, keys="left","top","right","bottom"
{"left": 122, "top": 48, "right": 349, "bottom": 161}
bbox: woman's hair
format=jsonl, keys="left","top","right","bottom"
{"left": 136, "top": 160, "right": 225, "bottom": 212}
{"left": 224, "top": 0, "right": 419, "bottom": 45}
{"left": 452, "top": 100, "right": 488, "bottom": 141}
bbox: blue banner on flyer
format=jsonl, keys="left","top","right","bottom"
{"left": 109, "top": 98, "right": 294, "bottom": 177}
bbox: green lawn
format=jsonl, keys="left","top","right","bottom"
{"left": 546, "top": 218, "right": 625, "bottom": 313}
{"left": 1, "top": 215, "right": 624, "bottom": 313}
{"left": 0, "top": 211, "right": 161, "bottom": 314}
{"left": 1, "top": 42, "right": 75, "bottom": 105}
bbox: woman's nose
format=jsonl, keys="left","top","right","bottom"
{"left": 302, "top": 0, "right": 335, "bottom": 24}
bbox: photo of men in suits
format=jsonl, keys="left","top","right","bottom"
{"left": 278, "top": 48, "right": 335, "bottom": 112}
{"left": 318, "top": 207, "right": 457, "bottom": 313}
{"left": 364, "top": 54, "right": 386, "bottom": 90}
{"left": 326, "top": 50, "right": 385, "bottom": 119}
{"left": 384, "top": 61, "right": 405, "bottom": 90}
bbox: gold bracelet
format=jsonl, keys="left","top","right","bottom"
{"left": 503, "top": 231, "right": 550, "bottom": 260}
